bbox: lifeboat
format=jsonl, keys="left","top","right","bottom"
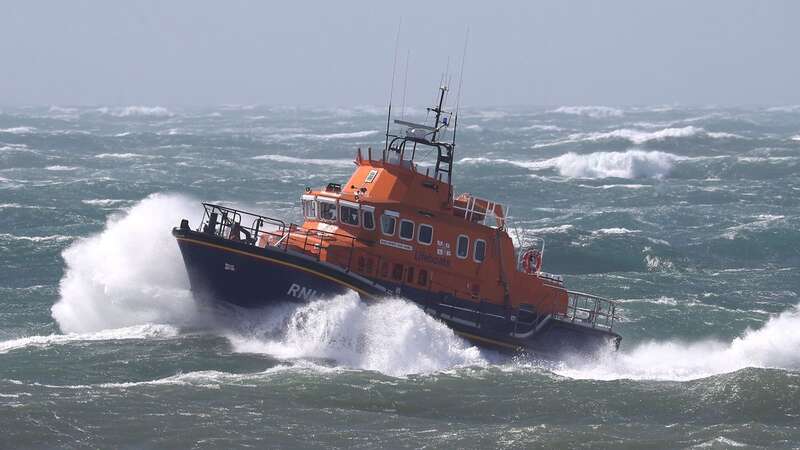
{"left": 172, "top": 85, "right": 621, "bottom": 357}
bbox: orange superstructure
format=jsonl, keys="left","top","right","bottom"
{"left": 285, "top": 148, "right": 569, "bottom": 317}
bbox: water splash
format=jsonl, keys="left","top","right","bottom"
{"left": 224, "top": 293, "right": 487, "bottom": 377}
{"left": 553, "top": 303, "right": 800, "bottom": 381}
{"left": 52, "top": 193, "right": 198, "bottom": 333}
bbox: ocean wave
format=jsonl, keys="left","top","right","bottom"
{"left": 520, "top": 124, "right": 563, "bottom": 131}
{"left": 95, "top": 153, "right": 153, "bottom": 159}
{"left": 81, "top": 199, "right": 132, "bottom": 207}
{"left": 0, "top": 324, "right": 179, "bottom": 354}
{"left": 270, "top": 130, "right": 380, "bottom": 141}
{"left": 462, "top": 151, "right": 679, "bottom": 179}
{"left": 766, "top": 105, "right": 800, "bottom": 113}
{"left": 0, "top": 233, "right": 74, "bottom": 243}
{"left": 0, "top": 126, "right": 36, "bottom": 134}
{"left": 44, "top": 165, "right": 79, "bottom": 171}
{"left": 569, "top": 126, "right": 702, "bottom": 144}
{"left": 554, "top": 303, "right": 800, "bottom": 381}
{"left": 591, "top": 228, "right": 640, "bottom": 236}
{"left": 251, "top": 155, "right": 355, "bottom": 167}
{"left": 721, "top": 214, "right": 785, "bottom": 240}
{"left": 550, "top": 106, "right": 624, "bottom": 118}
{"left": 96, "top": 106, "right": 173, "bottom": 117}
{"left": 538, "top": 150, "right": 680, "bottom": 179}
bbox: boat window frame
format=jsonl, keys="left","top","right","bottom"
{"left": 317, "top": 196, "right": 338, "bottom": 223}
{"left": 474, "top": 239, "right": 487, "bottom": 263}
{"left": 380, "top": 210, "right": 399, "bottom": 236}
{"left": 456, "top": 234, "right": 470, "bottom": 259}
{"left": 399, "top": 219, "right": 415, "bottom": 241}
{"left": 301, "top": 194, "right": 317, "bottom": 220}
{"left": 417, "top": 223, "right": 433, "bottom": 246}
{"left": 339, "top": 200, "right": 360, "bottom": 227}
{"left": 361, "top": 205, "right": 375, "bottom": 230}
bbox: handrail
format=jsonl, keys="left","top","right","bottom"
{"left": 555, "top": 290, "right": 618, "bottom": 330}
{"left": 198, "top": 203, "right": 358, "bottom": 271}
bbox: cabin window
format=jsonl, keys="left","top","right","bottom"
{"left": 392, "top": 263, "right": 404, "bottom": 281}
{"left": 417, "top": 224, "right": 433, "bottom": 245}
{"left": 319, "top": 201, "right": 337, "bottom": 222}
{"left": 380, "top": 214, "right": 396, "bottom": 235}
{"left": 362, "top": 210, "right": 375, "bottom": 230}
{"left": 474, "top": 239, "right": 487, "bottom": 263}
{"left": 456, "top": 235, "right": 469, "bottom": 259}
{"left": 399, "top": 219, "right": 414, "bottom": 241}
{"left": 365, "top": 169, "right": 378, "bottom": 183}
{"left": 302, "top": 199, "right": 317, "bottom": 219}
{"left": 418, "top": 269, "right": 428, "bottom": 287}
{"left": 340, "top": 204, "right": 360, "bottom": 226}
{"left": 406, "top": 266, "right": 415, "bottom": 284}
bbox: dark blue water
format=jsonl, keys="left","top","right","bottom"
{"left": 1, "top": 104, "right": 798, "bottom": 448}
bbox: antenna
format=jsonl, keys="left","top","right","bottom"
{"left": 385, "top": 19, "right": 402, "bottom": 153}
{"left": 452, "top": 27, "right": 469, "bottom": 146}
{"left": 401, "top": 49, "right": 410, "bottom": 121}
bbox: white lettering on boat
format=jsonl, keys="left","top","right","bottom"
{"left": 287, "top": 283, "right": 318, "bottom": 300}
{"left": 379, "top": 239, "right": 413, "bottom": 252}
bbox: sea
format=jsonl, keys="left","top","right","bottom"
{"left": 0, "top": 103, "right": 798, "bottom": 448}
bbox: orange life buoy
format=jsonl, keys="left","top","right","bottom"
{"left": 521, "top": 249, "right": 542, "bottom": 274}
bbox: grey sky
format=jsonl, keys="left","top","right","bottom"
{"left": 2, "top": 0, "right": 798, "bottom": 107}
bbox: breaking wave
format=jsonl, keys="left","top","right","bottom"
{"left": 570, "top": 125, "right": 702, "bottom": 144}
{"left": 224, "top": 293, "right": 486, "bottom": 377}
{"left": 96, "top": 106, "right": 173, "bottom": 117}
{"left": 550, "top": 106, "right": 624, "bottom": 118}
{"left": 0, "top": 324, "right": 179, "bottom": 354}
{"left": 52, "top": 193, "right": 197, "bottom": 333}
{"left": 538, "top": 150, "right": 679, "bottom": 179}
{"left": 462, "top": 150, "right": 680, "bottom": 179}
{"left": 267, "top": 130, "right": 380, "bottom": 141}
{"left": 252, "top": 154, "right": 355, "bottom": 167}
{"left": 555, "top": 303, "right": 800, "bottom": 381}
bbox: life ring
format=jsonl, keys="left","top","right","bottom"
{"left": 521, "top": 249, "right": 542, "bottom": 274}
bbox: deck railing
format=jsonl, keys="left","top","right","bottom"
{"left": 199, "top": 203, "right": 358, "bottom": 271}
{"left": 556, "top": 290, "right": 618, "bottom": 330}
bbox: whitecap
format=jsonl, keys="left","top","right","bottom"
{"left": 44, "top": 165, "right": 79, "bottom": 171}
{"left": 550, "top": 106, "right": 624, "bottom": 118}
{"left": 537, "top": 150, "right": 681, "bottom": 179}
{"left": 591, "top": 228, "right": 640, "bottom": 236}
{"left": 95, "top": 153, "right": 152, "bottom": 159}
{"left": 251, "top": 154, "right": 354, "bottom": 167}
{"left": 0, "top": 233, "right": 74, "bottom": 243}
{"left": 0, "top": 126, "right": 36, "bottom": 134}
{"left": 0, "top": 324, "right": 179, "bottom": 354}
{"left": 97, "top": 106, "right": 173, "bottom": 117}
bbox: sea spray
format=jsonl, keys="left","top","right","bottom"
{"left": 225, "top": 293, "right": 487, "bottom": 376}
{"left": 52, "top": 193, "right": 198, "bottom": 333}
{"left": 553, "top": 303, "right": 800, "bottom": 381}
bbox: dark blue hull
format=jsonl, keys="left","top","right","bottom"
{"left": 173, "top": 228, "right": 621, "bottom": 356}
{"left": 172, "top": 228, "right": 387, "bottom": 308}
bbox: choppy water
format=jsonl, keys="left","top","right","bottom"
{"left": 1, "top": 104, "right": 799, "bottom": 448}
